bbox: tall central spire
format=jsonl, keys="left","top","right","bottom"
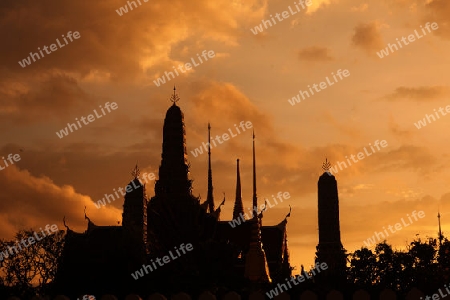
{"left": 252, "top": 130, "right": 257, "bottom": 219}
{"left": 154, "top": 88, "right": 192, "bottom": 197}
{"left": 206, "top": 123, "right": 215, "bottom": 213}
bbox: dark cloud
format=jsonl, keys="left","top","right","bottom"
{"left": 351, "top": 21, "right": 384, "bottom": 54}
{"left": 298, "top": 46, "right": 334, "bottom": 62}
{"left": 388, "top": 116, "right": 414, "bottom": 141}
{"left": 424, "top": 0, "right": 450, "bottom": 40}
{"left": 384, "top": 86, "right": 449, "bottom": 102}
{"left": 0, "top": 73, "right": 93, "bottom": 125}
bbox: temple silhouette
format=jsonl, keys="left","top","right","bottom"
{"left": 52, "top": 88, "right": 347, "bottom": 297}
{"left": 315, "top": 159, "right": 347, "bottom": 287}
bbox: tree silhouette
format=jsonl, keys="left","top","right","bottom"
{"left": 348, "top": 247, "right": 377, "bottom": 288}
{"left": 0, "top": 229, "right": 65, "bottom": 298}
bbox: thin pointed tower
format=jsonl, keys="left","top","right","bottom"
{"left": 252, "top": 130, "right": 257, "bottom": 218}
{"left": 206, "top": 123, "right": 215, "bottom": 213}
{"left": 233, "top": 159, "right": 244, "bottom": 220}
{"left": 438, "top": 210, "right": 444, "bottom": 247}
{"left": 244, "top": 131, "right": 271, "bottom": 283}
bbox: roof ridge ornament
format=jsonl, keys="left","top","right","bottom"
{"left": 84, "top": 206, "right": 91, "bottom": 223}
{"left": 63, "top": 216, "right": 70, "bottom": 231}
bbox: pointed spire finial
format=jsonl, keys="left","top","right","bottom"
{"left": 170, "top": 86, "right": 180, "bottom": 105}
{"left": 322, "top": 158, "right": 331, "bottom": 172}
{"left": 131, "top": 164, "right": 140, "bottom": 179}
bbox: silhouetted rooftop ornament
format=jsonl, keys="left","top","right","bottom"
{"left": 322, "top": 158, "right": 331, "bottom": 172}
{"left": 131, "top": 164, "right": 140, "bottom": 179}
{"left": 211, "top": 193, "right": 226, "bottom": 220}
{"left": 84, "top": 206, "right": 91, "bottom": 223}
{"left": 63, "top": 216, "right": 70, "bottom": 231}
{"left": 170, "top": 86, "right": 180, "bottom": 105}
{"left": 258, "top": 200, "right": 267, "bottom": 219}
{"left": 200, "top": 198, "right": 209, "bottom": 211}
{"left": 286, "top": 205, "right": 291, "bottom": 219}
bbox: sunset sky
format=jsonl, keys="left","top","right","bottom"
{"left": 1, "top": 0, "right": 449, "bottom": 273}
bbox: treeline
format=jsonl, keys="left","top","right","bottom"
{"left": 347, "top": 236, "right": 450, "bottom": 294}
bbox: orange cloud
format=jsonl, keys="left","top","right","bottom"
{"left": 0, "top": 165, "right": 121, "bottom": 240}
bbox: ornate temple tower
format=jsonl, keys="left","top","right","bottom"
{"left": 154, "top": 88, "right": 193, "bottom": 199}
{"left": 147, "top": 88, "right": 202, "bottom": 256}
{"left": 122, "top": 165, "right": 148, "bottom": 250}
{"left": 315, "top": 159, "right": 347, "bottom": 285}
